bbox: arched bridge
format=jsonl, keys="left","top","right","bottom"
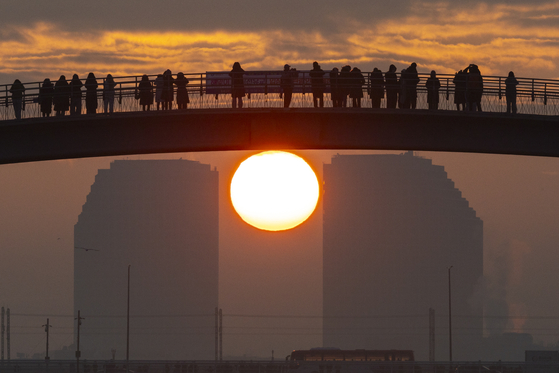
{"left": 1, "top": 71, "right": 559, "bottom": 164}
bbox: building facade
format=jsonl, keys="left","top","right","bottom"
{"left": 323, "top": 153, "right": 483, "bottom": 361}
{"left": 74, "top": 159, "right": 218, "bottom": 360}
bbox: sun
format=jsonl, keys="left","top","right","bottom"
{"left": 230, "top": 151, "right": 320, "bottom": 231}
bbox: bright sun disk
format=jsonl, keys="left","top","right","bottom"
{"left": 230, "top": 151, "right": 319, "bottom": 231}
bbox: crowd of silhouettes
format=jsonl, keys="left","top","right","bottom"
{"left": 6, "top": 62, "right": 521, "bottom": 120}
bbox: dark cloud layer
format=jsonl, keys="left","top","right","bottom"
{"left": 1, "top": 0, "right": 555, "bottom": 33}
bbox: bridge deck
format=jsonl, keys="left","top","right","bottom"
{"left": 1, "top": 108, "right": 558, "bottom": 165}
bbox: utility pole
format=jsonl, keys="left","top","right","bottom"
{"left": 1, "top": 306, "right": 4, "bottom": 361}
{"left": 6, "top": 308, "right": 9, "bottom": 360}
{"left": 428, "top": 308, "right": 435, "bottom": 362}
{"left": 43, "top": 318, "right": 52, "bottom": 360}
{"left": 75, "top": 310, "right": 84, "bottom": 373}
{"left": 214, "top": 307, "right": 218, "bottom": 361}
{"left": 126, "top": 265, "right": 130, "bottom": 373}
{"left": 218, "top": 309, "right": 222, "bottom": 361}
{"left": 448, "top": 266, "right": 453, "bottom": 362}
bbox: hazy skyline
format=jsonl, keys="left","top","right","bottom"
{"left": 2, "top": 0, "right": 559, "bottom": 361}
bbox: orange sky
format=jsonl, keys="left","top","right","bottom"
{"left": 2, "top": 0, "right": 559, "bottom": 360}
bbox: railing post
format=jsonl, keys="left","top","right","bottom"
{"left": 200, "top": 73, "right": 204, "bottom": 97}
{"left": 544, "top": 83, "right": 547, "bottom": 105}
{"left": 446, "top": 78, "right": 449, "bottom": 101}
{"left": 498, "top": 77, "right": 502, "bottom": 100}
{"left": 532, "top": 79, "right": 535, "bottom": 101}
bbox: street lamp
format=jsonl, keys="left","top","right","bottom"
{"left": 448, "top": 265, "right": 453, "bottom": 362}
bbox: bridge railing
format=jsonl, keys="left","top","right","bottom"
{"left": 1, "top": 71, "right": 559, "bottom": 121}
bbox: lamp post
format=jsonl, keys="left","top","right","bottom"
{"left": 126, "top": 265, "right": 130, "bottom": 373}
{"left": 448, "top": 266, "right": 453, "bottom": 362}
{"left": 42, "top": 318, "right": 52, "bottom": 360}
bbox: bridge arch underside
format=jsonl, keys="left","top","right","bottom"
{"left": 1, "top": 108, "right": 558, "bottom": 165}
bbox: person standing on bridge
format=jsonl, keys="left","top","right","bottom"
{"left": 453, "top": 70, "right": 467, "bottom": 111}
{"left": 54, "top": 75, "right": 70, "bottom": 116}
{"left": 9, "top": 79, "right": 25, "bottom": 120}
{"left": 329, "top": 67, "right": 340, "bottom": 107}
{"left": 175, "top": 72, "right": 190, "bottom": 109}
{"left": 229, "top": 62, "right": 245, "bottom": 109}
{"left": 69, "top": 74, "right": 83, "bottom": 115}
{"left": 385, "top": 64, "right": 398, "bottom": 109}
{"left": 281, "top": 64, "right": 298, "bottom": 108}
{"left": 162, "top": 69, "right": 174, "bottom": 110}
{"left": 339, "top": 65, "right": 352, "bottom": 108}
{"left": 85, "top": 72, "right": 99, "bottom": 114}
{"left": 465, "top": 64, "right": 483, "bottom": 112}
{"left": 103, "top": 74, "right": 116, "bottom": 114}
{"left": 505, "top": 71, "right": 519, "bottom": 114}
{"left": 38, "top": 78, "right": 54, "bottom": 117}
{"left": 403, "top": 62, "right": 419, "bottom": 109}
{"left": 309, "top": 61, "right": 325, "bottom": 108}
{"left": 369, "top": 67, "right": 384, "bottom": 109}
{"left": 155, "top": 74, "right": 164, "bottom": 110}
{"left": 349, "top": 67, "right": 365, "bottom": 108}
{"left": 425, "top": 70, "right": 441, "bottom": 110}
{"left": 138, "top": 74, "right": 153, "bottom": 111}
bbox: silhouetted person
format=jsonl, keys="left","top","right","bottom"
{"left": 425, "top": 70, "right": 441, "bottom": 110}
{"left": 9, "top": 79, "right": 25, "bottom": 120}
{"left": 310, "top": 61, "right": 325, "bottom": 108}
{"left": 69, "top": 74, "right": 83, "bottom": 115}
{"left": 349, "top": 67, "right": 365, "bottom": 108}
{"left": 38, "top": 78, "right": 54, "bottom": 117}
{"left": 281, "top": 64, "right": 298, "bottom": 108}
{"left": 329, "top": 67, "right": 340, "bottom": 107}
{"left": 54, "top": 75, "right": 70, "bottom": 116}
{"left": 465, "top": 64, "right": 483, "bottom": 111}
{"left": 162, "top": 69, "right": 174, "bottom": 110}
{"left": 385, "top": 64, "right": 398, "bottom": 109}
{"left": 85, "top": 72, "right": 98, "bottom": 114}
{"left": 453, "top": 70, "right": 467, "bottom": 111}
{"left": 229, "top": 62, "right": 245, "bottom": 108}
{"left": 398, "top": 69, "right": 407, "bottom": 108}
{"left": 175, "top": 72, "right": 190, "bottom": 109}
{"left": 103, "top": 74, "right": 116, "bottom": 114}
{"left": 505, "top": 71, "right": 518, "bottom": 114}
{"left": 138, "top": 74, "right": 153, "bottom": 111}
{"left": 155, "top": 74, "right": 164, "bottom": 110}
{"left": 339, "top": 65, "right": 352, "bottom": 108}
{"left": 369, "top": 67, "right": 384, "bottom": 108}
{"left": 404, "top": 62, "right": 419, "bottom": 109}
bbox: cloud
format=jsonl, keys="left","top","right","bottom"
{"left": 2, "top": 2, "right": 559, "bottom": 83}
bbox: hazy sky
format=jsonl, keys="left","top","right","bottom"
{"left": 2, "top": 0, "right": 559, "bottom": 360}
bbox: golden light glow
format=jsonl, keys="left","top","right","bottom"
{"left": 230, "top": 151, "right": 319, "bottom": 232}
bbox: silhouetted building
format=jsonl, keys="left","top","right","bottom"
{"left": 74, "top": 159, "right": 218, "bottom": 360}
{"left": 323, "top": 152, "right": 483, "bottom": 361}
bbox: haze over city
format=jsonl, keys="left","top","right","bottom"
{"left": 2, "top": 0, "right": 559, "bottom": 362}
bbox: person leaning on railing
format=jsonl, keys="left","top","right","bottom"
{"left": 369, "top": 67, "right": 384, "bottom": 109}
{"left": 9, "top": 79, "right": 25, "bottom": 120}
{"left": 384, "top": 64, "right": 398, "bottom": 109}
{"left": 138, "top": 74, "right": 154, "bottom": 112}
{"left": 38, "top": 78, "right": 54, "bottom": 117}
{"left": 425, "top": 70, "right": 441, "bottom": 110}
{"left": 309, "top": 61, "right": 325, "bottom": 108}
{"left": 505, "top": 71, "right": 519, "bottom": 114}
{"left": 329, "top": 67, "right": 340, "bottom": 108}
{"left": 229, "top": 62, "right": 245, "bottom": 109}
{"left": 54, "top": 75, "right": 70, "bottom": 116}
{"left": 85, "top": 72, "right": 98, "bottom": 114}
{"left": 103, "top": 74, "right": 116, "bottom": 114}
{"left": 69, "top": 74, "right": 83, "bottom": 115}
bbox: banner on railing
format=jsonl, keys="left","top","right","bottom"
{"left": 206, "top": 71, "right": 331, "bottom": 95}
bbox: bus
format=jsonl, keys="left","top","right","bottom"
{"left": 288, "top": 349, "right": 415, "bottom": 362}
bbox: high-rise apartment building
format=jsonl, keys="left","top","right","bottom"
{"left": 323, "top": 152, "right": 483, "bottom": 361}
{"left": 74, "top": 159, "right": 218, "bottom": 360}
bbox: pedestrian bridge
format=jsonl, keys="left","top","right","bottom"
{"left": 1, "top": 71, "right": 559, "bottom": 164}
{"left": 1, "top": 108, "right": 558, "bottom": 165}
